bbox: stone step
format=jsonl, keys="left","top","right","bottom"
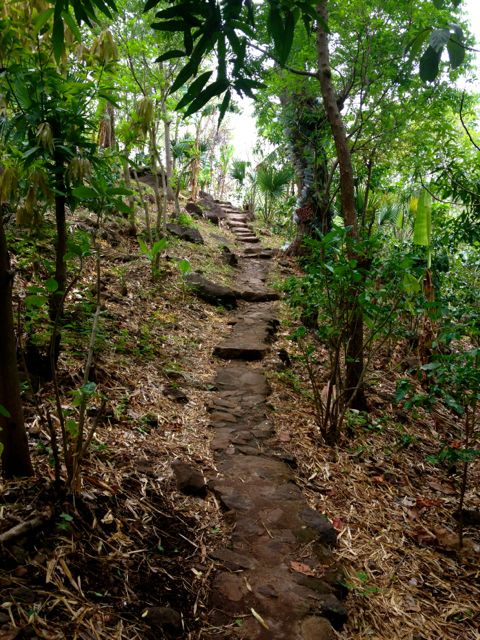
{"left": 233, "top": 228, "right": 254, "bottom": 233}
{"left": 235, "top": 289, "right": 279, "bottom": 302}
{"left": 228, "top": 224, "right": 251, "bottom": 231}
{"left": 213, "top": 305, "right": 278, "bottom": 360}
{"left": 228, "top": 216, "right": 249, "bottom": 223}
{"left": 235, "top": 233, "right": 257, "bottom": 240}
{"left": 243, "top": 251, "right": 274, "bottom": 260}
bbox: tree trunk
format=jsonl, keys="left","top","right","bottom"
{"left": 148, "top": 126, "right": 166, "bottom": 235}
{"left": 316, "top": 1, "right": 367, "bottom": 411}
{"left": 49, "top": 150, "right": 67, "bottom": 326}
{"left": 0, "top": 214, "right": 33, "bottom": 478}
{"left": 163, "top": 115, "right": 175, "bottom": 201}
{"left": 133, "top": 169, "right": 152, "bottom": 245}
{"left": 98, "top": 102, "right": 115, "bottom": 149}
{"left": 122, "top": 154, "right": 137, "bottom": 236}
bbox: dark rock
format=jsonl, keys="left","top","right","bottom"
{"left": 213, "top": 341, "right": 267, "bottom": 360}
{"left": 222, "top": 246, "right": 239, "bottom": 267}
{"left": 143, "top": 606, "right": 182, "bottom": 636}
{"left": 235, "top": 288, "right": 279, "bottom": 302}
{"left": 204, "top": 210, "right": 222, "bottom": 225}
{"left": 211, "top": 573, "right": 248, "bottom": 606}
{"left": 300, "top": 616, "right": 337, "bottom": 640}
{"left": 210, "top": 548, "right": 257, "bottom": 570}
{"left": 256, "top": 584, "right": 278, "bottom": 598}
{"left": 197, "top": 197, "right": 227, "bottom": 225}
{"left": 299, "top": 509, "right": 337, "bottom": 546}
{"left": 185, "top": 273, "right": 237, "bottom": 308}
{"left": 171, "top": 460, "right": 207, "bottom": 497}
{"left": 166, "top": 223, "right": 204, "bottom": 244}
{"left": 293, "top": 575, "right": 335, "bottom": 595}
{"left": 316, "top": 594, "right": 348, "bottom": 630}
{"left": 163, "top": 384, "right": 189, "bottom": 404}
{"left": 185, "top": 201, "right": 203, "bottom": 217}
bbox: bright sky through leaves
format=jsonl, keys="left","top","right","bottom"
{"left": 229, "top": 1, "right": 480, "bottom": 162}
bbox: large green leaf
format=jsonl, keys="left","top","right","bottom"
{"left": 62, "top": 10, "right": 82, "bottom": 41}
{"left": 72, "top": 186, "right": 99, "bottom": 199}
{"left": 154, "top": 4, "right": 200, "bottom": 21}
{"left": 151, "top": 20, "right": 186, "bottom": 31}
{"left": 447, "top": 35, "right": 465, "bottom": 69}
{"left": 429, "top": 28, "right": 450, "bottom": 52}
{"left": 413, "top": 190, "right": 432, "bottom": 247}
{"left": 0, "top": 404, "right": 11, "bottom": 418}
{"left": 184, "top": 79, "right": 230, "bottom": 116}
{"left": 266, "top": 5, "right": 297, "bottom": 65}
{"left": 407, "top": 28, "right": 430, "bottom": 59}
{"left": 420, "top": 45, "right": 441, "bottom": 82}
{"left": 234, "top": 78, "right": 264, "bottom": 98}
{"left": 34, "top": 8, "right": 55, "bottom": 32}
{"left": 218, "top": 89, "right": 232, "bottom": 126}
{"left": 447, "top": 25, "right": 465, "bottom": 69}
{"left": 144, "top": 0, "right": 161, "bottom": 11}
{"left": 169, "top": 58, "right": 199, "bottom": 94}
{"left": 175, "top": 71, "right": 213, "bottom": 110}
{"left": 155, "top": 49, "right": 186, "bottom": 63}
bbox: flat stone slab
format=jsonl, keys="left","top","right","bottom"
{"left": 235, "top": 289, "right": 279, "bottom": 302}
{"left": 238, "top": 236, "right": 260, "bottom": 243}
{"left": 213, "top": 305, "right": 279, "bottom": 360}
{"left": 185, "top": 273, "right": 237, "bottom": 308}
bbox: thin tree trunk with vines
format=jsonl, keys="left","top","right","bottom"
{"left": 122, "top": 154, "right": 137, "bottom": 236}
{"left": 316, "top": 0, "right": 367, "bottom": 411}
{"left": 164, "top": 118, "right": 174, "bottom": 201}
{"left": 0, "top": 214, "right": 33, "bottom": 477}
{"left": 148, "top": 126, "right": 165, "bottom": 235}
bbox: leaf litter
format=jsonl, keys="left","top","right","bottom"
{"left": 265, "top": 275, "right": 480, "bottom": 640}
{"left": 1, "top": 213, "right": 239, "bottom": 639}
{"left": 1, "top": 213, "right": 479, "bottom": 639}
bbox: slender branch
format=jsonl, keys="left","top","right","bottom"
{"left": 419, "top": 175, "right": 455, "bottom": 205}
{"left": 0, "top": 510, "right": 53, "bottom": 545}
{"left": 459, "top": 91, "right": 480, "bottom": 153}
{"left": 249, "top": 42, "right": 319, "bottom": 78}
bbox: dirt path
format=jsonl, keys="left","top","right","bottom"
{"left": 205, "top": 206, "right": 346, "bottom": 639}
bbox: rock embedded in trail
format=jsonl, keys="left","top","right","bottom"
{"left": 222, "top": 245, "right": 239, "bottom": 267}
{"left": 185, "top": 200, "right": 203, "bottom": 217}
{"left": 213, "top": 304, "right": 279, "bottom": 361}
{"left": 142, "top": 606, "right": 183, "bottom": 637}
{"left": 185, "top": 273, "right": 238, "bottom": 308}
{"left": 171, "top": 459, "right": 207, "bottom": 497}
{"left": 166, "top": 222, "right": 204, "bottom": 244}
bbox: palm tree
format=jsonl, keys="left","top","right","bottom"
{"left": 256, "top": 164, "right": 292, "bottom": 224}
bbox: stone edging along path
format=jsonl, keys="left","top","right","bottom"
{"left": 205, "top": 204, "right": 347, "bottom": 639}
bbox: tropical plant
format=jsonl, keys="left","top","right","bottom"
{"left": 256, "top": 164, "right": 292, "bottom": 224}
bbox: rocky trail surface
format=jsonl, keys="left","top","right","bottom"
{"left": 196, "top": 203, "right": 347, "bottom": 639}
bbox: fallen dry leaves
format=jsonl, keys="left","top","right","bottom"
{"left": 266, "top": 301, "right": 480, "bottom": 640}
